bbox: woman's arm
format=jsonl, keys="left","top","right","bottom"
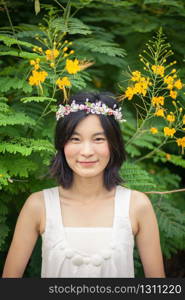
{"left": 2, "top": 192, "right": 42, "bottom": 278}
{"left": 134, "top": 191, "right": 165, "bottom": 277}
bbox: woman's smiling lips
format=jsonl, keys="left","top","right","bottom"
{"left": 78, "top": 161, "right": 98, "bottom": 166}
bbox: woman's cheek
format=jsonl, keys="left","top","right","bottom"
{"left": 64, "top": 144, "right": 77, "bottom": 158}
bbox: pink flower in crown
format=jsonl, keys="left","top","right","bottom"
{"left": 108, "top": 111, "right": 113, "bottom": 115}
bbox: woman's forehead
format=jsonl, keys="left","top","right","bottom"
{"left": 74, "top": 114, "right": 104, "bottom": 132}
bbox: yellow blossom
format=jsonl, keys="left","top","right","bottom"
{"left": 164, "top": 127, "right": 176, "bottom": 137}
{"left": 63, "top": 47, "right": 68, "bottom": 52}
{"left": 34, "top": 64, "right": 40, "bottom": 70}
{"left": 30, "top": 60, "right": 36, "bottom": 65}
{"left": 45, "top": 49, "right": 59, "bottom": 60}
{"left": 170, "top": 90, "right": 177, "bottom": 99}
{"left": 70, "top": 50, "right": 75, "bottom": 55}
{"left": 152, "top": 96, "right": 164, "bottom": 107}
{"left": 183, "top": 115, "right": 185, "bottom": 124}
{"left": 152, "top": 65, "right": 165, "bottom": 77}
{"left": 66, "top": 58, "right": 81, "bottom": 74}
{"left": 174, "top": 79, "right": 183, "bottom": 90}
{"left": 28, "top": 70, "right": 48, "bottom": 86}
{"left": 150, "top": 127, "right": 158, "bottom": 134}
{"left": 164, "top": 75, "right": 174, "bottom": 89}
{"left": 124, "top": 87, "right": 135, "bottom": 100}
{"left": 176, "top": 136, "right": 185, "bottom": 154}
{"left": 131, "top": 71, "right": 141, "bottom": 82}
{"left": 166, "top": 153, "right": 171, "bottom": 160}
{"left": 56, "top": 77, "right": 71, "bottom": 89}
{"left": 155, "top": 108, "right": 165, "bottom": 117}
{"left": 167, "top": 113, "right": 175, "bottom": 123}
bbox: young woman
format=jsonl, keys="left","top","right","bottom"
{"left": 2, "top": 91, "right": 165, "bottom": 278}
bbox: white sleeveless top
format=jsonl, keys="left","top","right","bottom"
{"left": 41, "top": 185, "right": 135, "bottom": 278}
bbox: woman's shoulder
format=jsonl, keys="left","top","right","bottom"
{"left": 24, "top": 189, "right": 45, "bottom": 213}
{"left": 129, "top": 188, "right": 154, "bottom": 215}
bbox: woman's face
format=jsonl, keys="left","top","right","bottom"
{"left": 64, "top": 114, "right": 110, "bottom": 178}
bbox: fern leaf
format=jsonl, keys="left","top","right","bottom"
{"left": 51, "top": 17, "right": 92, "bottom": 35}
{"left": 0, "top": 156, "right": 37, "bottom": 178}
{"left": 74, "top": 38, "right": 126, "bottom": 57}
{"left": 0, "top": 112, "right": 36, "bottom": 127}
{"left": 0, "top": 34, "right": 36, "bottom": 48}
{"left": 20, "top": 96, "right": 57, "bottom": 103}
{"left": 0, "top": 77, "right": 32, "bottom": 93}
{"left": 120, "top": 162, "right": 156, "bottom": 191}
{"left": 0, "top": 138, "right": 54, "bottom": 156}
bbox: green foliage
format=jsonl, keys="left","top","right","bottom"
{"left": 0, "top": 0, "right": 185, "bottom": 278}
{"left": 120, "top": 162, "right": 156, "bottom": 191}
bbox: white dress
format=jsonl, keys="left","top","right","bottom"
{"left": 41, "top": 185, "right": 135, "bottom": 277}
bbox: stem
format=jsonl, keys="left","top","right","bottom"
{"left": 2, "top": 0, "right": 22, "bottom": 51}
{"left": 144, "top": 188, "right": 185, "bottom": 194}
{"left": 134, "top": 137, "right": 168, "bottom": 163}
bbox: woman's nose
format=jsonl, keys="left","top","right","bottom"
{"left": 80, "top": 142, "right": 94, "bottom": 155}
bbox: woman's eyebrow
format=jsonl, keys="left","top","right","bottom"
{"left": 72, "top": 131, "right": 105, "bottom": 136}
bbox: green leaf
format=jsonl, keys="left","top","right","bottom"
{"left": 0, "top": 34, "right": 36, "bottom": 49}
{"left": 51, "top": 17, "right": 92, "bottom": 35}
{"left": 34, "top": 0, "right": 41, "bottom": 15}
{"left": 0, "top": 111, "right": 36, "bottom": 126}
{"left": 144, "top": 0, "right": 184, "bottom": 9}
{"left": 20, "top": 97, "right": 57, "bottom": 103}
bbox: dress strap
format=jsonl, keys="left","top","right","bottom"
{"left": 114, "top": 185, "right": 131, "bottom": 218}
{"left": 43, "top": 186, "right": 62, "bottom": 232}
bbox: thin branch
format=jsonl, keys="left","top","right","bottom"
{"left": 2, "top": 0, "right": 22, "bottom": 51}
{"left": 144, "top": 188, "right": 185, "bottom": 194}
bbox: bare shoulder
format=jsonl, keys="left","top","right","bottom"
{"left": 130, "top": 189, "right": 153, "bottom": 214}
{"left": 22, "top": 190, "right": 44, "bottom": 224}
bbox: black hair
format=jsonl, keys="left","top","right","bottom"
{"left": 49, "top": 91, "right": 126, "bottom": 191}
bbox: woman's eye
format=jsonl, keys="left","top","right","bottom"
{"left": 95, "top": 138, "right": 105, "bottom": 141}
{"left": 70, "top": 137, "right": 79, "bottom": 141}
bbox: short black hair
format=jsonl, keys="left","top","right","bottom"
{"left": 49, "top": 91, "right": 126, "bottom": 191}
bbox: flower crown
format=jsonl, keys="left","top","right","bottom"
{"left": 56, "top": 98, "right": 126, "bottom": 123}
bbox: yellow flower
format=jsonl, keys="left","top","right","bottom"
{"left": 167, "top": 113, "right": 175, "bottom": 123}
{"left": 45, "top": 49, "right": 59, "bottom": 60}
{"left": 131, "top": 71, "right": 141, "bottom": 82}
{"left": 155, "top": 108, "right": 165, "bottom": 117}
{"left": 124, "top": 87, "right": 135, "bottom": 100}
{"left": 150, "top": 127, "right": 158, "bottom": 134}
{"left": 28, "top": 70, "right": 48, "bottom": 86}
{"left": 34, "top": 64, "right": 40, "bottom": 70}
{"left": 164, "top": 75, "right": 174, "bottom": 89}
{"left": 170, "top": 90, "right": 177, "bottom": 99}
{"left": 152, "top": 65, "right": 165, "bottom": 77}
{"left": 183, "top": 115, "right": 185, "bottom": 124}
{"left": 164, "top": 127, "right": 176, "bottom": 137}
{"left": 56, "top": 77, "right": 71, "bottom": 89}
{"left": 30, "top": 60, "right": 36, "bottom": 65}
{"left": 166, "top": 153, "right": 171, "bottom": 160}
{"left": 174, "top": 79, "right": 183, "bottom": 90}
{"left": 176, "top": 136, "right": 185, "bottom": 154}
{"left": 66, "top": 58, "right": 80, "bottom": 74}
{"left": 63, "top": 47, "right": 68, "bottom": 52}
{"left": 152, "top": 96, "right": 164, "bottom": 107}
